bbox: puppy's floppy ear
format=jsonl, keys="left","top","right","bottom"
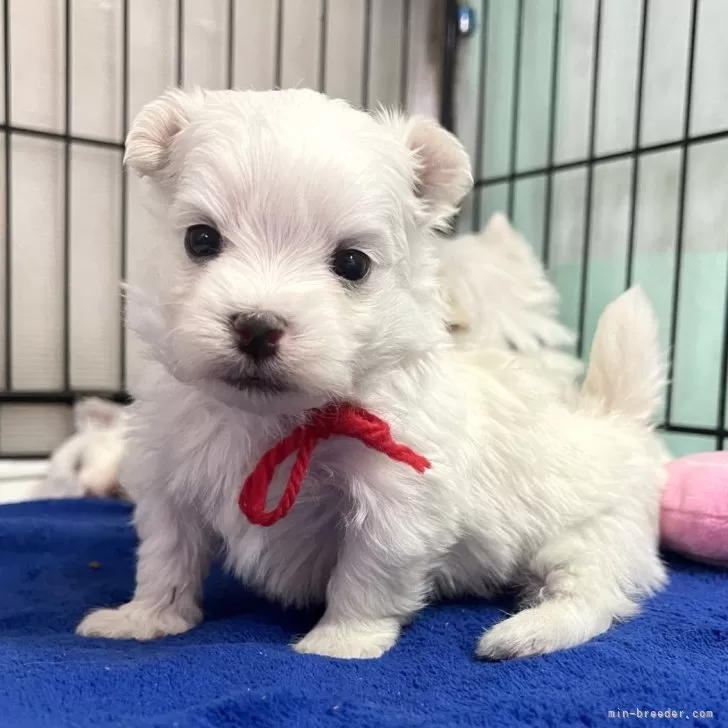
{"left": 124, "top": 88, "right": 203, "bottom": 177}
{"left": 377, "top": 111, "right": 473, "bottom": 228}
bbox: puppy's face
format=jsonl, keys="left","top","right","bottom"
{"left": 127, "top": 89, "right": 471, "bottom": 413}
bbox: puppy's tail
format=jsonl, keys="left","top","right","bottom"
{"left": 579, "top": 286, "right": 664, "bottom": 426}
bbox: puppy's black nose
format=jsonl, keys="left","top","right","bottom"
{"left": 230, "top": 313, "right": 285, "bottom": 360}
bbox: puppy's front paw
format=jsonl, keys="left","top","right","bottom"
{"left": 293, "top": 618, "right": 400, "bottom": 659}
{"left": 76, "top": 600, "right": 202, "bottom": 641}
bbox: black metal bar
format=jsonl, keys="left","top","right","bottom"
{"left": 659, "top": 423, "right": 728, "bottom": 439}
{"left": 361, "top": 0, "right": 372, "bottom": 109}
{"left": 439, "top": 0, "right": 459, "bottom": 132}
{"left": 226, "top": 0, "right": 235, "bottom": 89}
{"left": 0, "top": 123, "right": 123, "bottom": 149}
{"left": 0, "top": 389, "right": 131, "bottom": 405}
{"left": 0, "top": 124, "right": 123, "bottom": 149}
{"left": 62, "top": 0, "right": 72, "bottom": 391}
{"left": 575, "top": 0, "right": 603, "bottom": 358}
{"left": 176, "top": 0, "right": 184, "bottom": 87}
{"left": 665, "top": 0, "right": 699, "bottom": 425}
{"left": 119, "top": 0, "right": 129, "bottom": 392}
{"left": 399, "top": 0, "right": 411, "bottom": 109}
{"left": 506, "top": 0, "right": 524, "bottom": 219}
{"left": 624, "top": 0, "right": 649, "bottom": 288}
{"left": 471, "top": 0, "right": 489, "bottom": 232}
{"left": 716, "top": 243, "right": 728, "bottom": 450}
{"left": 3, "top": 0, "right": 11, "bottom": 392}
{"left": 541, "top": 0, "right": 561, "bottom": 267}
{"left": 274, "top": 0, "right": 284, "bottom": 88}
{"left": 473, "top": 128, "right": 728, "bottom": 188}
{"left": 318, "top": 0, "right": 328, "bottom": 93}
{"left": 0, "top": 452, "right": 75, "bottom": 460}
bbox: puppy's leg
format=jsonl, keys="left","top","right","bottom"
{"left": 477, "top": 513, "right": 665, "bottom": 659}
{"left": 292, "top": 532, "right": 427, "bottom": 659}
{"left": 77, "top": 495, "right": 210, "bottom": 640}
{"left": 293, "top": 477, "right": 435, "bottom": 659}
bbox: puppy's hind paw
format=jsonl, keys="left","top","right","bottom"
{"left": 76, "top": 600, "right": 201, "bottom": 641}
{"left": 293, "top": 618, "right": 400, "bottom": 659}
{"left": 477, "top": 613, "right": 552, "bottom": 660}
{"left": 476, "top": 601, "right": 611, "bottom": 660}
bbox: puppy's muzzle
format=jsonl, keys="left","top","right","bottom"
{"left": 230, "top": 312, "right": 286, "bottom": 361}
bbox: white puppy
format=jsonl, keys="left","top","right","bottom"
{"left": 38, "top": 216, "right": 575, "bottom": 506}
{"left": 77, "top": 89, "right": 666, "bottom": 660}
{"left": 36, "top": 398, "right": 126, "bottom": 500}
{"left": 437, "top": 214, "right": 582, "bottom": 389}
{"left": 439, "top": 213, "right": 573, "bottom": 351}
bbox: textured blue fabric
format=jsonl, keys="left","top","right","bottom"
{"left": 0, "top": 499, "right": 726, "bottom": 728}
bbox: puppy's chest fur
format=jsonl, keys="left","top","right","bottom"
{"left": 132, "top": 366, "right": 513, "bottom": 607}
{"left": 135, "top": 380, "right": 460, "bottom": 607}
{"left": 153, "top": 398, "right": 360, "bottom": 606}
{"left": 132, "top": 357, "right": 606, "bottom": 610}
{"left": 212, "top": 437, "right": 362, "bottom": 608}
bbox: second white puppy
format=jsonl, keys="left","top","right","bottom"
{"left": 78, "top": 89, "right": 666, "bottom": 660}
{"left": 439, "top": 213, "right": 573, "bottom": 351}
{"left": 37, "top": 398, "right": 126, "bottom": 500}
{"left": 438, "top": 213, "right": 582, "bottom": 389}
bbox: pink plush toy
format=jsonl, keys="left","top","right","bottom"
{"left": 661, "top": 451, "right": 728, "bottom": 566}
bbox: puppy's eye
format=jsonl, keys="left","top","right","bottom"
{"left": 331, "top": 249, "right": 371, "bottom": 282}
{"left": 185, "top": 225, "right": 222, "bottom": 260}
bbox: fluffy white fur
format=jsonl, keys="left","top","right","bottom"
{"left": 36, "top": 398, "right": 126, "bottom": 500}
{"left": 43, "top": 214, "right": 578, "bottom": 502}
{"left": 438, "top": 214, "right": 573, "bottom": 351}
{"left": 77, "top": 89, "right": 666, "bottom": 660}
{"left": 437, "top": 213, "right": 582, "bottom": 390}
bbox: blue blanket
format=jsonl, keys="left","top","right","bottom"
{"left": 1, "top": 499, "right": 726, "bottom": 727}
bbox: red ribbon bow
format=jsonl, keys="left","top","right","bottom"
{"left": 238, "top": 404, "right": 432, "bottom": 526}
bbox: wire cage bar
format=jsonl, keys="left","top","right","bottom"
{"left": 3, "top": 0, "right": 728, "bottom": 459}
{"left": 464, "top": 0, "right": 728, "bottom": 454}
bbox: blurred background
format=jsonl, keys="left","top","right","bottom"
{"left": 456, "top": 0, "right": 728, "bottom": 458}
{"left": 0, "top": 0, "right": 727, "bottom": 459}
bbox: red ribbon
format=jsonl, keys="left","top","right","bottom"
{"left": 238, "top": 404, "right": 432, "bottom": 526}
